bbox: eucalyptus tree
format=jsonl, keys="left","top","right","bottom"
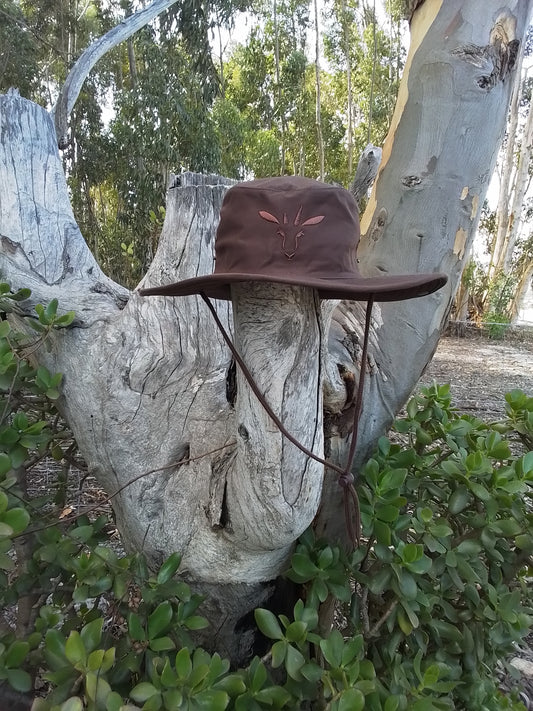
{"left": 0, "top": 0, "right": 40, "bottom": 99}
{"left": 322, "top": 0, "right": 403, "bottom": 185}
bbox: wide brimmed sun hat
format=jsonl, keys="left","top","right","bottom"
{"left": 139, "top": 176, "right": 447, "bottom": 301}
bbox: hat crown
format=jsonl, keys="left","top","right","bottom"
{"left": 139, "top": 175, "right": 448, "bottom": 302}
{"left": 214, "top": 177, "right": 361, "bottom": 282}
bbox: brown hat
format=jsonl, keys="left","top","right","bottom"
{"left": 140, "top": 176, "right": 447, "bottom": 301}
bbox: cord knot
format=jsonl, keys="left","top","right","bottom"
{"left": 338, "top": 471, "right": 354, "bottom": 488}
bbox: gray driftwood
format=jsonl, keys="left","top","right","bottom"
{"left": 1, "top": 0, "right": 532, "bottom": 661}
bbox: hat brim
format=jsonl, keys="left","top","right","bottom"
{"left": 139, "top": 271, "right": 448, "bottom": 302}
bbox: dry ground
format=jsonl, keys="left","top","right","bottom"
{"left": 420, "top": 334, "right": 532, "bottom": 420}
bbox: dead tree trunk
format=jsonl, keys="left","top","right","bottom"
{"left": 1, "top": 0, "right": 532, "bottom": 663}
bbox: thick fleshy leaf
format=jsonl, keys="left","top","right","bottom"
{"left": 254, "top": 608, "right": 283, "bottom": 640}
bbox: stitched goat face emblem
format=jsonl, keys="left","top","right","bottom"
{"left": 258, "top": 207, "right": 325, "bottom": 259}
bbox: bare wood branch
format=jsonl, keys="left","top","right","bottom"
{"left": 350, "top": 143, "right": 382, "bottom": 206}
{"left": 52, "top": 0, "right": 180, "bottom": 147}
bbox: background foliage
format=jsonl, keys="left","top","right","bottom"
{"left": 0, "top": 0, "right": 403, "bottom": 288}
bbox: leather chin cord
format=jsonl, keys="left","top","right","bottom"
{"left": 200, "top": 292, "right": 374, "bottom": 549}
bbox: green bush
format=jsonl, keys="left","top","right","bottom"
{"left": 0, "top": 284, "right": 531, "bottom": 710}
{"left": 482, "top": 311, "right": 511, "bottom": 340}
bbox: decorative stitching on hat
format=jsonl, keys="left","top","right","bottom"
{"left": 258, "top": 208, "right": 325, "bottom": 259}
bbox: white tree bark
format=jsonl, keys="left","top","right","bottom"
{"left": 501, "top": 82, "right": 533, "bottom": 273}
{"left": 1, "top": 0, "right": 532, "bottom": 660}
{"left": 488, "top": 48, "right": 524, "bottom": 281}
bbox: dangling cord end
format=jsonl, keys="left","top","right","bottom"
{"left": 338, "top": 472, "right": 361, "bottom": 548}
{"left": 339, "top": 296, "right": 374, "bottom": 550}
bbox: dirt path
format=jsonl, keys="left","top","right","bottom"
{"left": 420, "top": 335, "right": 532, "bottom": 420}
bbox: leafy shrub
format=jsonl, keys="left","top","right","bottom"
{"left": 0, "top": 284, "right": 531, "bottom": 710}
{"left": 482, "top": 311, "right": 511, "bottom": 340}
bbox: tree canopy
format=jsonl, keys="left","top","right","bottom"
{"left": 0, "top": 0, "right": 406, "bottom": 287}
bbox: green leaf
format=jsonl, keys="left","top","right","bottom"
{"left": 429, "top": 521, "right": 453, "bottom": 538}
{"left": 149, "top": 636, "right": 175, "bottom": 652}
{"left": 317, "top": 546, "right": 334, "bottom": 569}
{"left": 251, "top": 659, "right": 268, "bottom": 691}
{"left": 375, "top": 504, "right": 400, "bottom": 523}
{"left": 70, "top": 525, "right": 94, "bottom": 542}
{"left": 86, "top": 672, "right": 112, "bottom": 705}
{"left": 400, "top": 543, "right": 423, "bottom": 564}
{"left": 147, "top": 600, "right": 173, "bottom": 639}
{"left": 127, "top": 612, "right": 146, "bottom": 641}
{"left": 380, "top": 468, "right": 407, "bottom": 491}
{"left": 55, "top": 311, "right": 75, "bottom": 327}
{"left": 254, "top": 608, "right": 284, "bottom": 640}
{"left": 448, "top": 486, "right": 471, "bottom": 514}
{"left": 468, "top": 482, "right": 490, "bottom": 501}
{"left": 301, "top": 661, "right": 323, "bottom": 683}
{"left": 5, "top": 640, "right": 29, "bottom": 667}
{"left": 130, "top": 681, "right": 159, "bottom": 703}
{"left": 106, "top": 692, "right": 123, "bottom": 711}
{"left": 156, "top": 551, "right": 181, "bottom": 584}
{"left": 397, "top": 569, "right": 418, "bottom": 600}
{"left": 0, "top": 453, "right": 11, "bottom": 476}
{"left": 320, "top": 629, "right": 343, "bottom": 668}
{"left": 44, "top": 629, "right": 68, "bottom": 667}
{"left": 367, "top": 567, "right": 391, "bottom": 595}
{"left": 285, "top": 644, "right": 305, "bottom": 680}
{"left": 0, "top": 521, "right": 13, "bottom": 537}
{"left": 6, "top": 668, "right": 32, "bottom": 693}
{"left": 406, "top": 555, "right": 432, "bottom": 575}
{"left": 373, "top": 519, "right": 392, "bottom": 546}
{"left": 419, "top": 507, "right": 433, "bottom": 523}
{"left": 285, "top": 620, "right": 307, "bottom": 644}
{"left": 59, "top": 698, "right": 84, "bottom": 711}
{"left": 184, "top": 615, "right": 209, "bottom": 630}
{"left": 522, "top": 450, "right": 533, "bottom": 474}
{"left": 456, "top": 539, "right": 482, "bottom": 556}
{"left": 65, "top": 631, "right": 86, "bottom": 667}
{"left": 162, "top": 689, "right": 183, "bottom": 708}
{"left": 400, "top": 600, "right": 419, "bottom": 630}
{"left": 271, "top": 640, "right": 287, "bottom": 668}
{"left": 194, "top": 690, "right": 229, "bottom": 710}
{"left": 80, "top": 618, "right": 103, "bottom": 652}
{"left": 515, "top": 534, "right": 533, "bottom": 551}
{"left": 254, "top": 685, "right": 292, "bottom": 706}
{"left": 88, "top": 648, "right": 115, "bottom": 674}
{"left": 490, "top": 518, "right": 522, "bottom": 536}
{"left": 422, "top": 664, "right": 440, "bottom": 688}
{"left": 213, "top": 673, "right": 246, "bottom": 696}
{"left": 406, "top": 398, "right": 418, "bottom": 419}
{"left": 175, "top": 647, "right": 192, "bottom": 679}
{"left": 290, "top": 552, "right": 320, "bottom": 579}
{"left": 338, "top": 688, "right": 365, "bottom": 711}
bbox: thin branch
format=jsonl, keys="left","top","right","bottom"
{"left": 52, "top": 0, "right": 180, "bottom": 148}
{"left": 368, "top": 598, "right": 398, "bottom": 637}
{"left": 14, "top": 441, "right": 237, "bottom": 538}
